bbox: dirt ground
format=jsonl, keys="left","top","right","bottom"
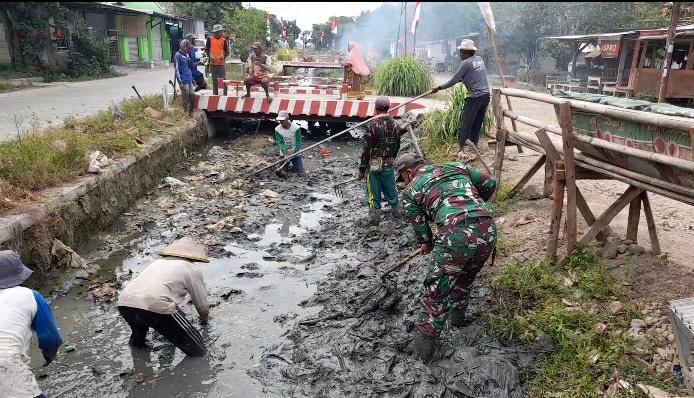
{"left": 495, "top": 96, "right": 694, "bottom": 300}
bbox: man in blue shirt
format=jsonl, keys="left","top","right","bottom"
{"left": 0, "top": 250, "right": 63, "bottom": 398}
{"left": 175, "top": 39, "right": 195, "bottom": 116}
{"left": 185, "top": 34, "right": 208, "bottom": 92}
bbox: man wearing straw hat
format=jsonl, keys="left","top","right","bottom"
{"left": 206, "top": 24, "right": 229, "bottom": 95}
{"left": 117, "top": 237, "right": 210, "bottom": 357}
{"left": 431, "top": 39, "right": 490, "bottom": 161}
{"left": 0, "top": 250, "right": 63, "bottom": 398}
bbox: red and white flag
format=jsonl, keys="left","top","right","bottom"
{"left": 411, "top": 2, "right": 422, "bottom": 34}
{"left": 331, "top": 17, "right": 338, "bottom": 35}
{"left": 281, "top": 19, "right": 288, "bottom": 41}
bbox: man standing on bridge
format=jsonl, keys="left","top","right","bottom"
{"left": 185, "top": 34, "right": 207, "bottom": 92}
{"left": 395, "top": 153, "right": 497, "bottom": 362}
{"left": 431, "top": 39, "right": 490, "bottom": 161}
{"left": 206, "top": 24, "right": 229, "bottom": 95}
{"left": 357, "top": 96, "right": 402, "bottom": 226}
{"left": 175, "top": 40, "right": 195, "bottom": 117}
{"left": 244, "top": 42, "right": 272, "bottom": 102}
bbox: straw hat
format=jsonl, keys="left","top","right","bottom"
{"left": 159, "top": 237, "right": 209, "bottom": 263}
{"left": 457, "top": 39, "right": 477, "bottom": 51}
{"left": 0, "top": 250, "right": 33, "bottom": 289}
{"left": 212, "top": 24, "right": 224, "bottom": 33}
{"left": 251, "top": 41, "right": 262, "bottom": 50}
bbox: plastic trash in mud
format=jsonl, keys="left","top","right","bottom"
{"left": 158, "top": 177, "right": 187, "bottom": 189}
{"left": 87, "top": 151, "right": 109, "bottom": 173}
{"left": 260, "top": 189, "right": 281, "bottom": 201}
{"left": 51, "top": 239, "right": 88, "bottom": 269}
{"left": 86, "top": 282, "right": 116, "bottom": 301}
{"left": 64, "top": 343, "right": 76, "bottom": 353}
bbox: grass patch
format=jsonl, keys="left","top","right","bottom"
{"left": 423, "top": 85, "right": 493, "bottom": 163}
{"left": 0, "top": 81, "right": 32, "bottom": 93}
{"left": 489, "top": 247, "right": 682, "bottom": 396}
{"left": 372, "top": 57, "right": 432, "bottom": 97}
{"left": 0, "top": 95, "right": 188, "bottom": 197}
{"left": 42, "top": 69, "right": 122, "bottom": 83}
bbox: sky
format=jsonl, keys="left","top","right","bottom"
{"left": 247, "top": 2, "right": 383, "bottom": 31}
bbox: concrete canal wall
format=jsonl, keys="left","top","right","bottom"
{"left": 0, "top": 116, "right": 209, "bottom": 275}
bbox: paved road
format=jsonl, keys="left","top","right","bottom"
{"left": 0, "top": 66, "right": 176, "bottom": 141}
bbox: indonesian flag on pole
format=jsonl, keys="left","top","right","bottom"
{"left": 331, "top": 17, "right": 338, "bottom": 35}
{"left": 476, "top": 2, "right": 496, "bottom": 34}
{"left": 411, "top": 2, "right": 421, "bottom": 34}
{"left": 281, "top": 19, "right": 288, "bottom": 41}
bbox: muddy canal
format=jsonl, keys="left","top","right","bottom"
{"left": 33, "top": 125, "right": 533, "bottom": 397}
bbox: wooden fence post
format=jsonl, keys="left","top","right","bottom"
{"left": 559, "top": 101, "right": 577, "bottom": 253}
{"left": 492, "top": 88, "right": 506, "bottom": 184}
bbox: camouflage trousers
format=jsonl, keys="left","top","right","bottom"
{"left": 416, "top": 216, "right": 496, "bottom": 337}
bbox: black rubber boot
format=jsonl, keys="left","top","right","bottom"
{"left": 412, "top": 330, "right": 439, "bottom": 363}
{"left": 448, "top": 306, "right": 468, "bottom": 328}
{"left": 391, "top": 205, "right": 402, "bottom": 220}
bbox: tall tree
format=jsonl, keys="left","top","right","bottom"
{"left": 174, "top": 2, "right": 241, "bottom": 32}
{"left": 225, "top": 7, "right": 268, "bottom": 61}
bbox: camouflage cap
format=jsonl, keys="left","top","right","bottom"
{"left": 395, "top": 152, "right": 424, "bottom": 175}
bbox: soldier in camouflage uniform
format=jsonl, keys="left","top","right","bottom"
{"left": 357, "top": 97, "right": 402, "bottom": 226}
{"left": 395, "top": 153, "right": 497, "bottom": 361}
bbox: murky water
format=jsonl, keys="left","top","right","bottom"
{"left": 32, "top": 133, "right": 364, "bottom": 397}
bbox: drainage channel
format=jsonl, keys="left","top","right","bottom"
{"left": 31, "top": 133, "right": 363, "bottom": 397}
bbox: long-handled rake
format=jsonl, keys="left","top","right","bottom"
{"left": 333, "top": 177, "right": 359, "bottom": 198}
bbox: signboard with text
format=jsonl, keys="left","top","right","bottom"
{"left": 599, "top": 40, "right": 620, "bottom": 58}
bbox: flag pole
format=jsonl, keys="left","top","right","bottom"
{"left": 404, "top": 2, "right": 407, "bottom": 56}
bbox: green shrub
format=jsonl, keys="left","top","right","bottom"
{"left": 372, "top": 57, "right": 432, "bottom": 97}
{"left": 275, "top": 48, "right": 299, "bottom": 61}
{"left": 423, "top": 85, "right": 493, "bottom": 161}
{"left": 635, "top": 89, "right": 657, "bottom": 103}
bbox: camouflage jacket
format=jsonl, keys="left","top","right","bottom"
{"left": 359, "top": 115, "right": 402, "bottom": 172}
{"left": 402, "top": 163, "right": 496, "bottom": 244}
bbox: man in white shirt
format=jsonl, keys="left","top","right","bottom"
{"left": 273, "top": 110, "right": 304, "bottom": 174}
{"left": 0, "top": 250, "right": 62, "bottom": 398}
{"left": 117, "top": 237, "right": 210, "bottom": 357}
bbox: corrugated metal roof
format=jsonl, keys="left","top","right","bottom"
{"left": 545, "top": 31, "right": 636, "bottom": 41}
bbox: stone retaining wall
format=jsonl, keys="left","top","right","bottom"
{"left": 0, "top": 115, "right": 208, "bottom": 275}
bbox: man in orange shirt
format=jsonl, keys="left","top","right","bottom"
{"left": 205, "top": 24, "right": 229, "bottom": 95}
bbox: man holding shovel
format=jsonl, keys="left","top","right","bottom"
{"left": 395, "top": 153, "right": 497, "bottom": 361}
{"left": 273, "top": 110, "right": 304, "bottom": 174}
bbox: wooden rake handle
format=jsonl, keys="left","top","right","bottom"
{"left": 380, "top": 248, "right": 422, "bottom": 281}
{"left": 465, "top": 139, "right": 492, "bottom": 175}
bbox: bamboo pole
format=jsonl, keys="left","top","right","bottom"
{"left": 559, "top": 102, "right": 577, "bottom": 252}
{"left": 487, "top": 28, "right": 522, "bottom": 152}
{"left": 659, "top": 2, "right": 682, "bottom": 103}
{"left": 248, "top": 90, "right": 432, "bottom": 177}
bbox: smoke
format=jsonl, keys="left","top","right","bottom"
{"left": 335, "top": 2, "right": 485, "bottom": 58}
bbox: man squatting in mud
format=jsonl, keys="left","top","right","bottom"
{"left": 117, "top": 237, "right": 210, "bottom": 357}
{"left": 357, "top": 96, "right": 402, "bottom": 226}
{"left": 395, "top": 153, "right": 497, "bottom": 361}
